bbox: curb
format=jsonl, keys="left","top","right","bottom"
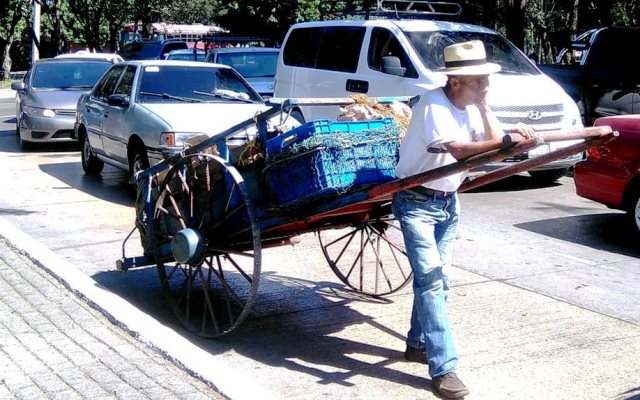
{"left": 0, "top": 216, "right": 279, "bottom": 400}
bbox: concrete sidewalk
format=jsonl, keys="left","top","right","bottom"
{"left": 0, "top": 89, "right": 16, "bottom": 99}
{"left": 0, "top": 217, "right": 274, "bottom": 400}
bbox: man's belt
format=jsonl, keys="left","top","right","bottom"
{"left": 409, "top": 186, "right": 455, "bottom": 197}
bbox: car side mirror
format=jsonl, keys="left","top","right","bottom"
{"left": 381, "top": 56, "right": 406, "bottom": 76}
{"left": 107, "top": 94, "right": 130, "bottom": 108}
{"left": 11, "top": 82, "right": 25, "bottom": 91}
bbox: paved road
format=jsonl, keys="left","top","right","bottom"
{"left": 1, "top": 96, "right": 640, "bottom": 399}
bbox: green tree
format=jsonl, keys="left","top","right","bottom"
{"left": 0, "top": 0, "right": 30, "bottom": 79}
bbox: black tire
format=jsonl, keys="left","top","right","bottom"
{"left": 528, "top": 168, "right": 568, "bottom": 184}
{"left": 80, "top": 132, "right": 104, "bottom": 176}
{"left": 626, "top": 187, "right": 640, "bottom": 235}
{"left": 19, "top": 138, "right": 32, "bottom": 151}
{"left": 129, "top": 145, "right": 150, "bottom": 177}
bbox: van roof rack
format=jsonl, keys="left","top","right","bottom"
{"left": 320, "top": 0, "right": 462, "bottom": 21}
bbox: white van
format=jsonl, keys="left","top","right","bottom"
{"left": 274, "top": 17, "right": 584, "bottom": 183}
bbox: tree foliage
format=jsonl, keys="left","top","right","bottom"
{"left": 2, "top": 0, "right": 640, "bottom": 76}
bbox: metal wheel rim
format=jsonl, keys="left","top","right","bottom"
{"left": 318, "top": 218, "right": 412, "bottom": 297}
{"left": 82, "top": 135, "right": 92, "bottom": 166}
{"left": 153, "top": 153, "right": 261, "bottom": 338}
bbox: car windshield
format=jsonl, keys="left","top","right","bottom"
{"left": 31, "top": 61, "right": 112, "bottom": 89}
{"left": 404, "top": 31, "right": 539, "bottom": 75}
{"left": 167, "top": 52, "right": 205, "bottom": 61}
{"left": 137, "top": 65, "right": 262, "bottom": 103}
{"left": 216, "top": 51, "right": 278, "bottom": 78}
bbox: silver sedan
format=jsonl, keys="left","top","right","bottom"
{"left": 12, "top": 56, "right": 119, "bottom": 149}
{"left": 75, "top": 60, "right": 299, "bottom": 177}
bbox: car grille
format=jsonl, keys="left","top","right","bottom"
{"left": 55, "top": 109, "right": 76, "bottom": 117}
{"left": 492, "top": 103, "right": 565, "bottom": 127}
{"left": 31, "top": 131, "right": 48, "bottom": 139}
{"left": 53, "top": 130, "right": 74, "bottom": 139}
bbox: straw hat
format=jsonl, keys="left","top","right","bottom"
{"left": 438, "top": 40, "right": 501, "bottom": 76}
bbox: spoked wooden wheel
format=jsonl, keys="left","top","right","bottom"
{"left": 152, "top": 153, "right": 261, "bottom": 338}
{"left": 318, "top": 218, "right": 413, "bottom": 297}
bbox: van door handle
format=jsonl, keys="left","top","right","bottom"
{"left": 346, "top": 79, "right": 369, "bottom": 94}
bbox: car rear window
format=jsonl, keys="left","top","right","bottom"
{"left": 167, "top": 52, "right": 206, "bottom": 61}
{"left": 216, "top": 51, "right": 278, "bottom": 78}
{"left": 31, "top": 61, "right": 112, "bottom": 90}
{"left": 120, "top": 42, "right": 163, "bottom": 60}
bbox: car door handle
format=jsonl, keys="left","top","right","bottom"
{"left": 346, "top": 79, "right": 369, "bottom": 94}
{"left": 104, "top": 112, "right": 109, "bottom": 118}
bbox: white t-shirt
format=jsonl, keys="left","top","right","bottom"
{"left": 395, "top": 87, "right": 486, "bottom": 192}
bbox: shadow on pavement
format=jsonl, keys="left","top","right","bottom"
{"left": 38, "top": 161, "right": 135, "bottom": 207}
{"left": 515, "top": 212, "right": 640, "bottom": 258}
{"left": 92, "top": 266, "right": 428, "bottom": 390}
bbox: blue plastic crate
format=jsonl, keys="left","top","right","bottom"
{"left": 265, "top": 135, "right": 399, "bottom": 207}
{"left": 265, "top": 118, "right": 394, "bottom": 159}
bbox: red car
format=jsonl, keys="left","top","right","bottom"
{"left": 574, "top": 115, "right": 640, "bottom": 233}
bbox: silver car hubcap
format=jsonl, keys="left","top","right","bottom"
{"left": 83, "top": 138, "right": 91, "bottom": 162}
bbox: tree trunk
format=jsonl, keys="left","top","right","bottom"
{"left": 2, "top": 40, "right": 14, "bottom": 80}
{"left": 1, "top": 3, "right": 24, "bottom": 80}
{"left": 569, "top": 0, "right": 579, "bottom": 40}
{"left": 482, "top": 0, "right": 497, "bottom": 29}
{"left": 108, "top": 22, "right": 118, "bottom": 52}
{"left": 505, "top": 0, "right": 527, "bottom": 49}
{"left": 597, "top": 0, "right": 613, "bottom": 26}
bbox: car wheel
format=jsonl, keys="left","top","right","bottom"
{"left": 627, "top": 187, "right": 640, "bottom": 235}
{"left": 81, "top": 133, "right": 104, "bottom": 176}
{"left": 528, "top": 168, "right": 568, "bottom": 184}
{"left": 130, "top": 146, "right": 150, "bottom": 177}
{"left": 19, "top": 138, "right": 32, "bottom": 151}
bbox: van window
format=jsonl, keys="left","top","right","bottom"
{"left": 405, "top": 31, "right": 538, "bottom": 75}
{"left": 283, "top": 27, "right": 365, "bottom": 73}
{"left": 368, "top": 28, "right": 418, "bottom": 78}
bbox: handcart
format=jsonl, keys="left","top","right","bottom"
{"left": 117, "top": 96, "right": 615, "bottom": 338}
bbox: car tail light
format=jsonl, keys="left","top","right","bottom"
{"left": 586, "top": 146, "right": 608, "bottom": 161}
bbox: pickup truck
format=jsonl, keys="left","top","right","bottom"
{"left": 539, "top": 27, "right": 640, "bottom": 126}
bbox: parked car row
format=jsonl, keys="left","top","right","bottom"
{"left": 118, "top": 38, "right": 279, "bottom": 98}
{"left": 12, "top": 17, "right": 636, "bottom": 223}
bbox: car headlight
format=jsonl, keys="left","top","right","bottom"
{"left": 160, "top": 132, "right": 202, "bottom": 147}
{"left": 23, "top": 105, "right": 56, "bottom": 118}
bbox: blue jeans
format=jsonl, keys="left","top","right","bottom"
{"left": 392, "top": 189, "right": 460, "bottom": 378}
